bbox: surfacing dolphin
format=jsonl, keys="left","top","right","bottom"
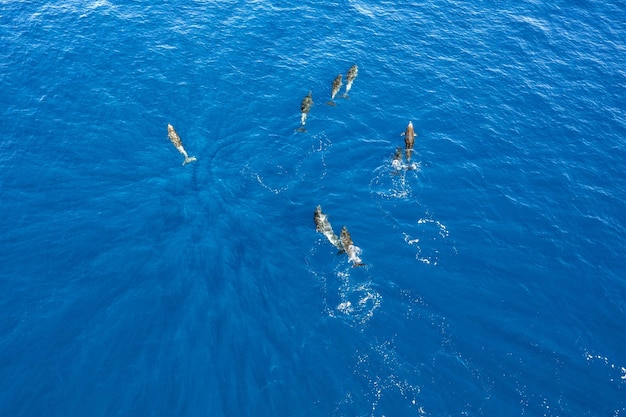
{"left": 167, "top": 124, "right": 197, "bottom": 165}
{"left": 298, "top": 91, "right": 313, "bottom": 131}
{"left": 327, "top": 74, "right": 343, "bottom": 106}
{"left": 340, "top": 226, "right": 365, "bottom": 267}
{"left": 314, "top": 205, "right": 343, "bottom": 251}
{"left": 404, "top": 121, "right": 416, "bottom": 162}
{"left": 343, "top": 64, "right": 358, "bottom": 98}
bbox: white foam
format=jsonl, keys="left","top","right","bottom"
{"left": 346, "top": 244, "right": 363, "bottom": 266}
{"left": 585, "top": 352, "right": 626, "bottom": 383}
{"left": 334, "top": 270, "right": 381, "bottom": 325}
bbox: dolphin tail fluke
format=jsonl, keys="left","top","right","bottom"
{"left": 183, "top": 156, "right": 197, "bottom": 165}
{"left": 326, "top": 101, "right": 337, "bottom": 106}
{"left": 352, "top": 262, "right": 366, "bottom": 268}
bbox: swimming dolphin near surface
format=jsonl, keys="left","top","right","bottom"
{"left": 340, "top": 226, "right": 365, "bottom": 267}
{"left": 392, "top": 146, "right": 403, "bottom": 170}
{"left": 300, "top": 91, "right": 313, "bottom": 128}
{"left": 167, "top": 124, "right": 197, "bottom": 165}
{"left": 314, "top": 205, "right": 343, "bottom": 251}
{"left": 327, "top": 74, "right": 343, "bottom": 105}
{"left": 343, "top": 64, "right": 358, "bottom": 97}
{"left": 404, "top": 121, "right": 416, "bottom": 162}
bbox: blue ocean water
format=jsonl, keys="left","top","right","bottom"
{"left": 1, "top": 0, "right": 625, "bottom": 415}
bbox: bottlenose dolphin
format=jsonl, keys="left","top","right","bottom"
{"left": 167, "top": 124, "right": 197, "bottom": 165}
{"left": 404, "top": 121, "right": 416, "bottom": 162}
{"left": 343, "top": 64, "right": 358, "bottom": 97}
{"left": 340, "top": 226, "right": 365, "bottom": 267}
{"left": 300, "top": 91, "right": 313, "bottom": 128}
{"left": 314, "top": 205, "right": 343, "bottom": 251}
{"left": 327, "top": 74, "right": 343, "bottom": 105}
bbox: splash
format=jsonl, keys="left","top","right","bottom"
{"left": 370, "top": 160, "right": 421, "bottom": 201}
{"left": 585, "top": 352, "right": 626, "bottom": 383}
{"left": 306, "top": 244, "right": 380, "bottom": 326}
{"left": 334, "top": 270, "right": 381, "bottom": 325}
{"left": 400, "top": 216, "right": 454, "bottom": 265}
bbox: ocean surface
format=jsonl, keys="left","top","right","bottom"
{"left": 1, "top": 0, "right": 625, "bottom": 415}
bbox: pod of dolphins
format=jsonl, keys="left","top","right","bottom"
{"left": 314, "top": 205, "right": 365, "bottom": 267}
{"left": 304, "top": 65, "right": 418, "bottom": 265}
{"left": 164, "top": 64, "right": 418, "bottom": 268}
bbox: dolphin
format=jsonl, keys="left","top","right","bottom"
{"left": 300, "top": 91, "right": 313, "bottom": 127}
{"left": 392, "top": 146, "right": 403, "bottom": 170}
{"left": 343, "top": 64, "right": 358, "bottom": 97}
{"left": 340, "top": 226, "right": 365, "bottom": 267}
{"left": 403, "top": 121, "right": 416, "bottom": 162}
{"left": 327, "top": 74, "right": 343, "bottom": 105}
{"left": 314, "top": 205, "right": 343, "bottom": 251}
{"left": 167, "top": 124, "right": 197, "bottom": 165}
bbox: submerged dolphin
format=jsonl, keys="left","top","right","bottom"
{"left": 327, "top": 74, "right": 343, "bottom": 105}
{"left": 343, "top": 64, "right": 358, "bottom": 97}
{"left": 340, "top": 226, "right": 365, "bottom": 267}
{"left": 314, "top": 205, "right": 343, "bottom": 251}
{"left": 404, "top": 121, "right": 416, "bottom": 162}
{"left": 300, "top": 91, "right": 313, "bottom": 127}
{"left": 167, "top": 124, "right": 197, "bottom": 165}
{"left": 392, "top": 146, "right": 403, "bottom": 170}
